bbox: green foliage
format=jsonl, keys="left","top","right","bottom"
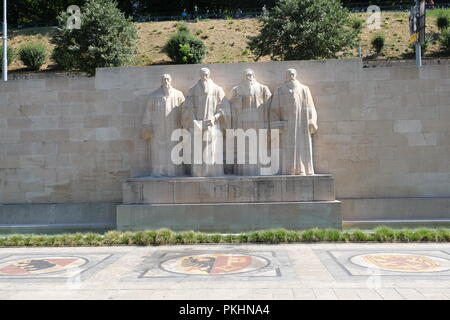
{"left": 163, "top": 28, "right": 206, "bottom": 64}
{"left": 0, "top": 46, "right": 16, "bottom": 70}
{"left": 371, "top": 32, "right": 386, "bottom": 54}
{"left": 351, "top": 17, "right": 364, "bottom": 32}
{"left": 248, "top": 0, "right": 358, "bottom": 61}
{"left": 51, "top": 0, "right": 137, "bottom": 75}
{"left": 1, "top": 228, "right": 450, "bottom": 246}
{"left": 437, "top": 15, "right": 449, "bottom": 32}
{"left": 18, "top": 42, "right": 48, "bottom": 70}
{"left": 175, "top": 22, "right": 189, "bottom": 32}
{"left": 412, "top": 34, "right": 433, "bottom": 56}
{"left": 440, "top": 29, "right": 450, "bottom": 54}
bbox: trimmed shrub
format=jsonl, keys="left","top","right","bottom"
{"left": 351, "top": 17, "right": 364, "bottom": 32}
{"left": 175, "top": 22, "right": 189, "bottom": 32}
{"left": 371, "top": 32, "right": 386, "bottom": 54}
{"left": 0, "top": 46, "right": 16, "bottom": 70}
{"left": 248, "top": 0, "right": 358, "bottom": 61}
{"left": 163, "top": 29, "right": 206, "bottom": 64}
{"left": 437, "top": 15, "right": 449, "bottom": 32}
{"left": 18, "top": 42, "right": 47, "bottom": 70}
{"left": 441, "top": 29, "right": 450, "bottom": 54}
{"left": 51, "top": 0, "right": 137, "bottom": 75}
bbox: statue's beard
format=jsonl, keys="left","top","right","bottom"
{"left": 201, "top": 78, "right": 211, "bottom": 93}
{"left": 286, "top": 79, "right": 299, "bottom": 89}
{"left": 243, "top": 79, "right": 256, "bottom": 95}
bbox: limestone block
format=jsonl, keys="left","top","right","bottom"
{"left": 7, "top": 118, "right": 32, "bottom": 129}
{"left": 419, "top": 65, "right": 449, "bottom": 80}
{"left": 61, "top": 116, "right": 84, "bottom": 129}
{"left": 95, "top": 101, "right": 120, "bottom": 115}
{"left": 83, "top": 115, "right": 111, "bottom": 128}
{"left": 69, "top": 128, "right": 96, "bottom": 141}
{"left": 95, "top": 127, "right": 120, "bottom": 141}
{"left": 44, "top": 129, "right": 70, "bottom": 141}
{"left": 84, "top": 90, "right": 108, "bottom": 103}
{"left": 31, "top": 117, "right": 60, "bottom": 130}
{"left": 342, "top": 197, "right": 450, "bottom": 220}
{"left": 122, "top": 175, "right": 335, "bottom": 204}
{"left": 393, "top": 120, "right": 422, "bottom": 133}
{"left": 375, "top": 80, "right": 408, "bottom": 94}
{"left": 0, "top": 129, "right": 20, "bottom": 143}
{"left": 108, "top": 141, "right": 134, "bottom": 153}
{"left": 69, "top": 77, "right": 95, "bottom": 90}
{"left": 5, "top": 143, "right": 31, "bottom": 155}
{"left": 407, "top": 133, "right": 437, "bottom": 146}
{"left": 0, "top": 155, "right": 21, "bottom": 169}
{"left": 336, "top": 121, "right": 366, "bottom": 134}
{"left": 389, "top": 67, "right": 419, "bottom": 80}
{"left": 46, "top": 78, "right": 70, "bottom": 90}
{"left": 58, "top": 91, "right": 84, "bottom": 104}
{"left": 365, "top": 120, "right": 394, "bottom": 135}
{"left": 281, "top": 177, "right": 313, "bottom": 201}
{"left": 362, "top": 67, "right": 390, "bottom": 81}
{"left": 116, "top": 201, "right": 342, "bottom": 232}
{"left": 18, "top": 104, "right": 46, "bottom": 117}
{"left": 19, "top": 155, "right": 45, "bottom": 168}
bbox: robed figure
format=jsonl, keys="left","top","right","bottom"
{"left": 230, "top": 69, "right": 272, "bottom": 175}
{"left": 270, "top": 68, "right": 318, "bottom": 175}
{"left": 141, "top": 74, "right": 185, "bottom": 176}
{"left": 183, "top": 68, "right": 231, "bottom": 177}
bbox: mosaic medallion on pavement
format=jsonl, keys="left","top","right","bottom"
{"left": 0, "top": 253, "right": 114, "bottom": 280}
{"left": 125, "top": 250, "right": 294, "bottom": 281}
{"left": 316, "top": 249, "right": 450, "bottom": 279}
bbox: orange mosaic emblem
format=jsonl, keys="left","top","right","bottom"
{"left": 160, "top": 253, "right": 269, "bottom": 275}
{"left": 363, "top": 254, "right": 441, "bottom": 272}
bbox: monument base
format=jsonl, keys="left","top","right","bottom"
{"left": 118, "top": 174, "right": 341, "bottom": 232}
{"left": 117, "top": 201, "right": 341, "bottom": 232}
{"left": 123, "top": 174, "right": 335, "bottom": 204}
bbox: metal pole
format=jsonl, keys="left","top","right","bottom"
{"left": 2, "top": 0, "right": 7, "bottom": 82}
{"left": 415, "top": 42, "right": 422, "bottom": 67}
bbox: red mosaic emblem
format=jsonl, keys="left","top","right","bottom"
{"left": 161, "top": 253, "right": 269, "bottom": 275}
{"left": 0, "top": 257, "right": 87, "bottom": 276}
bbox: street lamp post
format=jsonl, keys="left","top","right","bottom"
{"left": 2, "top": 0, "right": 7, "bottom": 82}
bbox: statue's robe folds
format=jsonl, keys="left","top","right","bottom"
{"left": 270, "top": 82, "right": 318, "bottom": 175}
{"left": 230, "top": 81, "right": 272, "bottom": 175}
{"left": 142, "top": 87, "right": 185, "bottom": 177}
{"left": 183, "top": 80, "right": 231, "bottom": 177}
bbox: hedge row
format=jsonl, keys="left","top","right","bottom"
{"left": 1, "top": 227, "right": 450, "bottom": 247}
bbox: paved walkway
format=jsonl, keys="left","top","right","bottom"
{"left": 0, "top": 243, "right": 449, "bottom": 300}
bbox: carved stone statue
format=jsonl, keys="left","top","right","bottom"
{"left": 230, "top": 68, "right": 272, "bottom": 175}
{"left": 182, "top": 68, "right": 230, "bottom": 177}
{"left": 141, "top": 74, "right": 185, "bottom": 176}
{"left": 270, "top": 68, "right": 318, "bottom": 175}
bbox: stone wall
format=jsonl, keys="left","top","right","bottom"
{"left": 1, "top": 59, "right": 449, "bottom": 221}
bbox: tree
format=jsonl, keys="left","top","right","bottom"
{"left": 51, "top": 0, "right": 137, "bottom": 75}
{"left": 248, "top": 0, "right": 358, "bottom": 61}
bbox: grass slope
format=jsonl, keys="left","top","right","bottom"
{"left": 6, "top": 10, "right": 450, "bottom": 72}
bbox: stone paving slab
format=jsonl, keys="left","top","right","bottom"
{"left": 0, "top": 243, "right": 449, "bottom": 300}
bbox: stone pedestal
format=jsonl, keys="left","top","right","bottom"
{"left": 117, "top": 174, "right": 341, "bottom": 232}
